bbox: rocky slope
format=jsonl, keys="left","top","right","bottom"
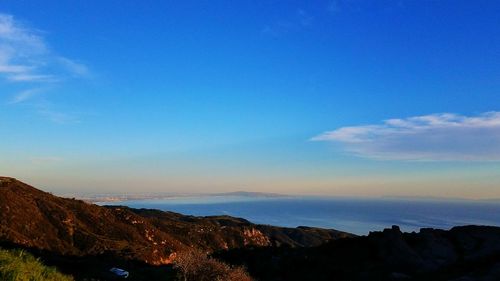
{"left": 217, "top": 225, "right": 500, "bottom": 281}
{"left": 0, "top": 177, "right": 352, "bottom": 266}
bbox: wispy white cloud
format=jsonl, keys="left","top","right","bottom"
{"left": 0, "top": 13, "right": 88, "bottom": 86}
{"left": 0, "top": 13, "right": 89, "bottom": 122}
{"left": 9, "top": 88, "right": 43, "bottom": 104}
{"left": 0, "top": 13, "right": 49, "bottom": 82}
{"left": 56, "top": 56, "right": 90, "bottom": 77}
{"left": 7, "top": 73, "right": 57, "bottom": 82}
{"left": 312, "top": 112, "right": 500, "bottom": 161}
{"left": 0, "top": 64, "right": 34, "bottom": 74}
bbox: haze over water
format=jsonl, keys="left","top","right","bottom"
{"left": 105, "top": 196, "right": 500, "bottom": 235}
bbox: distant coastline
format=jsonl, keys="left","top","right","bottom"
{"left": 100, "top": 195, "right": 500, "bottom": 235}
{"left": 68, "top": 190, "right": 500, "bottom": 204}
{"left": 67, "top": 190, "right": 289, "bottom": 204}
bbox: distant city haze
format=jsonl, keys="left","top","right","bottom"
{"left": 1, "top": 1, "right": 499, "bottom": 199}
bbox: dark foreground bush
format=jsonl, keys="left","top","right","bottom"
{"left": 0, "top": 248, "right": 73, "bottom": 281}
{"left": 173, "top": 248, "right": 252, "bottom": 281}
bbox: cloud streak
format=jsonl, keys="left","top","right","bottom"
{"left": 0, "top": 13, "right": 89, "bottom": 122}
{"left": 0, "top": 14, "right": 48, "bottom": 82}
{"left": 312, "top": 112, "right": 500, "bottom": 161}
{"left": 9, "top": 88, "right": 43, "bottom": 104}
{"left": 0, "top": 13, "right": 89, "bottom": 83}
{"left": 0, "top": 13, "right": 88, "bottom": 90}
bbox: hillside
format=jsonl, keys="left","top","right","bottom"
{"left": 0, "top": 177, "right": 352, "bottom": 266}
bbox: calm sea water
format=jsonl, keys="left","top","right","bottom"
{"left": 104, "top": 196, "right": 500, "bottom": 235}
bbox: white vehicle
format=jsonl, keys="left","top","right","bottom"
{"left": 109, "top": 267, "right": 129, "bottom": 278}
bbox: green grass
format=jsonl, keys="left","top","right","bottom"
{"left": 0, "top": 248, "right": 73, "bottom": 281}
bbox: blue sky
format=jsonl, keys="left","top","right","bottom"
{"left": 0, "top": 1, "right": 499, "bottom": 198}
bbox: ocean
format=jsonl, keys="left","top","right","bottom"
{"left": 103, "top": 196, "right": 500, "bottom": 235}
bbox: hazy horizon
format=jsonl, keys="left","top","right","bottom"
{"left": 1, "top": 1, "right": 499, "bottom": 199}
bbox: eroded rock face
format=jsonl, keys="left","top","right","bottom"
{"left": 0, "top": 177, "right": 353, "bottom": 265}
{"left": 243, "top": 228, "right": 271, "bottom": 246}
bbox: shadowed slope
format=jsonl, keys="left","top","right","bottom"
{"left": 216, "top": 225, "right": 500, "bottom": 281}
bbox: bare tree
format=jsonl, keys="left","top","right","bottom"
{"left": 173, "top": 248, "right": 252, "bottom": 281}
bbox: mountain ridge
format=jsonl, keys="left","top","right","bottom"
{"left": 0, "top": 177, "right": 352, "bottom": 266}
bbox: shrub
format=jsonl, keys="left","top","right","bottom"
{"left": 173, "top": 248, "right": 252, "bottom": 281}
{"left": 0, "top": 248, "right": 73, "bottom": 281}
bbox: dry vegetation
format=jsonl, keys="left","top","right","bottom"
{"left": 173, "top": 248, "right": 252, "bottom": 281}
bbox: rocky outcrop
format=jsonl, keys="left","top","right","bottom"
{"left": 217, "top": 224, "right": 500, "bottom": 281}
